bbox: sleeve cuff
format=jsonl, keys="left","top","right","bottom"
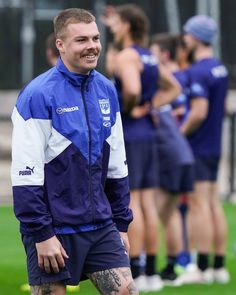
{"left": 115, "top": 219, "right": 130, "bottom": 232}
{"left": 32, "top": 225, "right": 55, "bottom": 243}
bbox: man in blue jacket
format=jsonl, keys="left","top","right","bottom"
{"left": 11, "top": 8, "right": 136, "bottom": 295}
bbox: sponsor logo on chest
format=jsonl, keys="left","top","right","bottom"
{"left": 56, "top": 106, "right": 79, "bottom": 114}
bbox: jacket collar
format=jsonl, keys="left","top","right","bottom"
{"left": 56, "top": 57, "right": 95, "bottom": 87}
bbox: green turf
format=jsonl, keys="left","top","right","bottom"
{"left": 0, "top": 203, "right": 235, "bottom": 294}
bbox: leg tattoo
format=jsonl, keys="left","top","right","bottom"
{"left": 30, "top": 283, "right": 66, "bottom": 295}
{"left": 127, "top": 281, "right": 138, "bottom": 294}
{"left": 30, "top": 284, "right": 52, "bottom": 295}
{"left": 119, "top": 268, "right": 131, "bottom": 281}
{"left": 88, "top": 268, "right": 138, "bottom": 295}
{"left": 88, "top": 269, "right": 121, "bottom": 294}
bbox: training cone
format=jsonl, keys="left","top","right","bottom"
{"left": 67, "top": 285, "right": 80, "bottom": 292}
{"left": 20, "top": 283, "right": 30, "bottom": 292}
{"left": 20, "top": 283, "right": 80, "bottom": 292}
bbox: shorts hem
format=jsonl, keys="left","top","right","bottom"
{"left": 84, "top": 262, "right": 130, "bottom": 275}
{"left": 160, "top": 185, "right": 194, "bottom": 194}
{"left": 28, "top": 271, "right": 71, "bottom": 286}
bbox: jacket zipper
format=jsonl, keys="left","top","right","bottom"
{"left": 81, "top": 78, "right": 95, "bottom": 223}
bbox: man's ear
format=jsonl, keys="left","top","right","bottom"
{"left": 56, "top": 39, "right": 65, "bottom": 54}
{"left": 124, "top": 21, "right": 130, "bottom": 34}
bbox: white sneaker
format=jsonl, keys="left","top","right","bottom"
{"left": 134, "top": 275, "right": 147, "bottom": 292}
{"left": 177, "top": 268, "right": 202, "bottom": 285}
{"left": 202, "top": 268, "right": 214, "bottom": 283}
{"left": 178, "top": 267, "right": 214, "bottom": 285}
{"left": 185, "top": 263, "right": 198, "bottom": 272}
{"left": 214, "top": 268, "right": 230, "bottom": 284}
{"left": 145, "top": 274, "right": 164, "bottom": 292}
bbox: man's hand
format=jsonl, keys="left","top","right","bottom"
{"left": 119, "top": 232, "right": 130, "bottom": 255}
{"left": 36, "top": 236, "right": 69, "bottom": 274}
{"left": 130, "top": 102, "right": 150, "bottom": 119}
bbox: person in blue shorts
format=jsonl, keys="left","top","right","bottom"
{"left": 102, "top": 4, "right": 180, "bottom": 292}
{"left": 11, "top": 8, "right": 137, "bottom": 295}
{"left": 149, "top": 33, "right": 195, "bottom": 285}
{"left": 179, "top": 15, "right": 230, "bottom": 284}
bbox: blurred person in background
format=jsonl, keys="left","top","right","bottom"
{"left": 149, "top": 33, "right": 195, "bottom": 285}
{"left": 103, "top": 4, "right": 180, "bottom": 292}
{"left": 11, "top": 8, "right": 137, "bottom": 295}
{"left": 150, "top": 33, "right": 191, "bottom": 126}
{"left": 45, "top": 32, "right": 59, "bottom": 67}
{"left": 179, "top": 15, "right": 230, "bottom": 284}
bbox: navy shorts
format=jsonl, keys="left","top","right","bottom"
{"left": 156, "top": 111, "right": 195, "bottom": 193}
{"left": 160, "top": 164, "right": 195, "bottom": 193}
{"left": 157, "top": 111, "right": 194, "bottom": 167}
{"left": 194, "top": 155, "right": 220, "bottom": 181}
{"left": 125, "top": 139, "right": 159, "bottom": 190}
{"left": 22, "top": 223, "right": 130, "bottom": 286}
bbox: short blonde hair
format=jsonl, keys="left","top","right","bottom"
{"left": 54, "top": 8, "right": 95, "bottom": 39}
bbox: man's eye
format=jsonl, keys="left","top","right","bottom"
{"left": 94, "top": 36, "right": 100, "bottom": 41}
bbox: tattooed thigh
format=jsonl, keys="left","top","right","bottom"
{"left": 87, "top": 267, "right": 138, "bottom": 295}
{"left": 119, "top": 268, "right": 138, "bottom": 295}
{"left": 30, "top": 283, "right": 66, "bottom": 295}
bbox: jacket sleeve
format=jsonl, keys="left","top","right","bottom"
{"left": 105, "top": 110, "right": 133, "bottom": 232}
{"left": 11, "top": 91, "right": 55, "bottom": 243}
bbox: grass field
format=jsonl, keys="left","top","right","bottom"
{"left": 0, "top": 203, "right": 236, "bottom": 294}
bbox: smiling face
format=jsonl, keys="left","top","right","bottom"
{"left": 56, "top": 21, "right": 101, "bottom": 74}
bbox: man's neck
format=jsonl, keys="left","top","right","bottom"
{"left": 195, "top": 45, "right": 214, "bottom": 61}
{"left": 123, "top": 36, "right": 135, "bottom": 48}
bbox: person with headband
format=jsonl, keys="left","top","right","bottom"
{"left": 179, "top": 15, "right": 230, "bottom": 285}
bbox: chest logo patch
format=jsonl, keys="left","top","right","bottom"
{"left": 99, "top": 99, "right": 110, "bottom": 115}
{"left": 56, "top": 106, "right": 79, "bottom": 114}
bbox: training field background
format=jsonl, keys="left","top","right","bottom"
{"left": 1, "top": 1, "right": 236, "bottom": 294}
{"left": 0, "top": 204, "right": 235, "bottom": 295}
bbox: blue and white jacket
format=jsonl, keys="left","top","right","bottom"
{"left": 11, "top": 58, "right": 133, "bottom": 243}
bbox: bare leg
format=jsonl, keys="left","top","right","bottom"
{"left": 165, "top": 209, "right": 183, "bottom": 255}
{"left": 87, "top": 267, "right": 138, "bottom": 295}
{"left": 141, "top": 188, "right": 159, "bottom": 255}
{"left": 186, "top": 191, "right": 195, "bottom": 251}
{"left": 128, "top": 190, "right": 144, "bottom": 257}
{"left": 210, "top": 183, "right": 227, "bottom": 255}
{"left": 188, "top": 181, "right": 213, "bottom": 253}
{"left": 30, "top": 283, "right": 66, "bottom": 295}
{"left": 156, "top": 189, "right": 182, "bottom": 256}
